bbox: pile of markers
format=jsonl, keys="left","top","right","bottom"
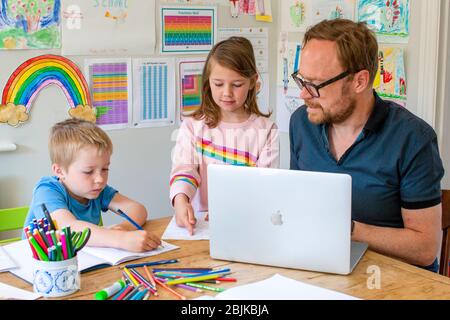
{"left": 23, "top": 204, "right": 91, "bottom": 262}
{"left": 95, "top": 259, "right": 237, "bottom": 300}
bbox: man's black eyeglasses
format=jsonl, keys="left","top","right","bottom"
{"left": 291, "top": 70, "right": 351, "bottom": 98}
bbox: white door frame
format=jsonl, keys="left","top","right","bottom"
{"left": 435, "top": 0, "right": 450, "bottom": 149}
{"left": 416, "top": 0, "right": 443, "bottom": 129}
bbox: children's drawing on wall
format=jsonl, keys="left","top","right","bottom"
{"left": 357, "top": 0, "right": 409, "bottom": 43}
{"left": 255, "top": 0, "right": 272, "bottom": 22}
{"left": 161, "top": 6, "right": 217, "bottom": 54}
{"left": 281, "top": 0, "right": 354, "bottom": 32}
{"left": 85, "top": 59, "right": 132, "bottom": 130}
{"left": 178, "top": 58, "right": 206, "bottom": 122}
{"left": 310, "top": 0, "right": 355, "bottom": 25}
{"left": 239, "top": 0, "right": 255, "bottom": 15}
{"left": 0, "top": 0, "right": 61, "bottom": 49}
{"left": 276, "top": 87, "right": 304, "bottom": 133}
{"left": 0, "top": 55, "right": 94, "bottom": 127}
{"left": 61, "top": 0, "right": 156, "bottom": 55}
{"left": 373, "top": 47, "right": 407, "bottom": 103}
{"left": 278, "top": 40, "right": 302, "bottom": 92}
{"left": 132, "top": 58, "right": 176, "bottom": 128}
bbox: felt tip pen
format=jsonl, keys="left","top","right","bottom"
{"left": 94, "top": 279, "right": 126, "bottom": 300}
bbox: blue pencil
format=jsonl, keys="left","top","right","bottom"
{"left": 114, "top": 209, "right": 143, "bottom": 230}
{"left": 124, "top": 259, "right": 179, "bottom": 269}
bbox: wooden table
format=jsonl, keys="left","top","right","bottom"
{"left": 1, "top": 217, "right": 450, "bottom": 300}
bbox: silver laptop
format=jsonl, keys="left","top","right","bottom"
{"left": 207, "top": 165, "right": 368, "bottom": 275}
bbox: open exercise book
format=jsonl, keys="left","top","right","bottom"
{"left": 2, "top": 239, "right": 179, "bottom": 283}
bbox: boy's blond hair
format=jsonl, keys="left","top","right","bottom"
{"left": 49, "top": 118, "right": 113, "bottom": 169}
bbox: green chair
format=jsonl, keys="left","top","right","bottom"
{"left": 0, "top": 206, "right": 29, "bottom": 245}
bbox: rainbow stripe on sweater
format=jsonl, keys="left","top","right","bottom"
{"left": 170, "top": 174, "right": 199, "bottom": 188}
{"left": 196, "top": 138, "right": 257, "bottom": 167}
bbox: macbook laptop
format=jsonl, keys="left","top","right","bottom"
{"left": 207, "top": 165, "right": 368, "bottom": 275}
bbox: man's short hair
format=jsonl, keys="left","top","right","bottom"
{"left": 303, "top": 19, "right": 379, "bottom": 84}
{"left": 49, "top": 118, "right": 113, "bottom": 169}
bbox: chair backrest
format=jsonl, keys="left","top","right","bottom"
{"left": 0, "top": 206, "right": 29, "bottom": 245}
{"left": 440, "top": 190, "right": 450, "bottom": 277}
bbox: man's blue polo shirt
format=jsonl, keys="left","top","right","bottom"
{"left": 289, "top": 92, "right": 444, "bottom": 271}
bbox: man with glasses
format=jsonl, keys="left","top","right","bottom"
{"left": 289, "top": 19, "right": 444, "bottom": 272}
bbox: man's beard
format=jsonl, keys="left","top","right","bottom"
{"left": 305, "top": 93, "right": 357, "bottom": 125}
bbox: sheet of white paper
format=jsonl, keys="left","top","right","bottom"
{"left": 0, "top": 246, "right": 17, "bottom": 272}
{"left": 215, "top": 274, "right": 359, "bottom": 300}
{"left": 2, "top": 240, "right": 33, "bottom": 283}
{"left": 0, "top": 282, "right": 41, "bottom": 300}
{"left": 276, "top": 86, "right": 303, "bottom": 133}
{"left": 162, "top": 212, "right": 209, "bottom": 240}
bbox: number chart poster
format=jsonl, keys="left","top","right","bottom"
{"left": 133, "top": 58, "right": 176, "bottom": 128}
{"left": 0, "top": 0, "right": 61, "bottom": 49}
{"left": 85, "top": 59, "right": 132, "bottom": 130}
{"left": 161, "top": 6, "right": 217, "bottom": 54}
{"left": 61, "top": 0, "right": 156, "bottom": 55}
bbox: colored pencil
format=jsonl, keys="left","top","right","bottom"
{"left": 185, "top": 282, "right": 225, "bottom": 292}
{"left": 124, "top": 259, "right": 178, "bottom": 269}
{"left": 154, "top": 277, "right": 187, "bottom": 300}
{"left": 165, "top": 274, "right": 224, "bottom": 286}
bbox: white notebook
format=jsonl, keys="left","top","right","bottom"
{"left": 195, "top": 274, "right": 359, "bottom": 300}
{"left": 3, "top": 239, "right": 179, "bottom": 283}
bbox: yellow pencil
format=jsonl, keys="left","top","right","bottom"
{"left": 123, "top": 267, "right": 140, "bottom": 287}
{"left": 165, "top": 274, "right": 223, "bottom": 286}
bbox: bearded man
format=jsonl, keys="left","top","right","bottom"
{"left": 289, "top": 19, "right": 444, "bottom": 273}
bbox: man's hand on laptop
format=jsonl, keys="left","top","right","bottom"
{"left": 174, "top": 193, "right": 197, "bottom": 235}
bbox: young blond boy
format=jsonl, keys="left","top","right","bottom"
{"left": 23, "top": 118, "right": 161, "bottom": 252}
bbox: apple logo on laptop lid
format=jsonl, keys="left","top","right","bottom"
{"left": 271, "top": 210, "right": 283, "bottom": 226}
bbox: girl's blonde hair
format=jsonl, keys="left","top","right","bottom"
{"left": 192, "top": 36, "right": 271, "bottom": 128}
{"left": 49, "top": 118, "right": 113, "bottom": 169}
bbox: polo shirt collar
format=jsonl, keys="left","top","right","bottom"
{"left": 364, "top": 91, "right": 390, "bottom": 132}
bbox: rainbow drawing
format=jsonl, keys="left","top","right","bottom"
{"left": 2, "top": 54, "right": 91, "bottom": 110}
{"left": 181, "top": 74, "right": 202, "bottom": 115}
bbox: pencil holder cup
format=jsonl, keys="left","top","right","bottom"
{"left": 32, "top": 256, "right": 80, "bottom": 297}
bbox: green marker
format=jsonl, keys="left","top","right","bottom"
{"left": 94, "top": 279, "right": 126, "bottom": 300}
{"left": 185, "top": 282, "right": 225, "bottom": 292}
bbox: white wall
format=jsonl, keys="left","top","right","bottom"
{"left": 0, "top": 0, "right": 447, "bottom": 227}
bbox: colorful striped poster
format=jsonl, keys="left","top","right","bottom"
{"left": 161, "top": 6, "right": 217, "bottom": 54}
{"left": 178, "top": 58, "right": 206, "bottom": 122}
{"left": 85, "top": 59, "right": 132, "bottom": 130}
{"left": 133, "top": 58, "right": 176, "bottom": 128}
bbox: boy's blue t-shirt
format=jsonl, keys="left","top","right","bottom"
{"left": 23, "top": 176, "right": 118, "bottom": 236}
